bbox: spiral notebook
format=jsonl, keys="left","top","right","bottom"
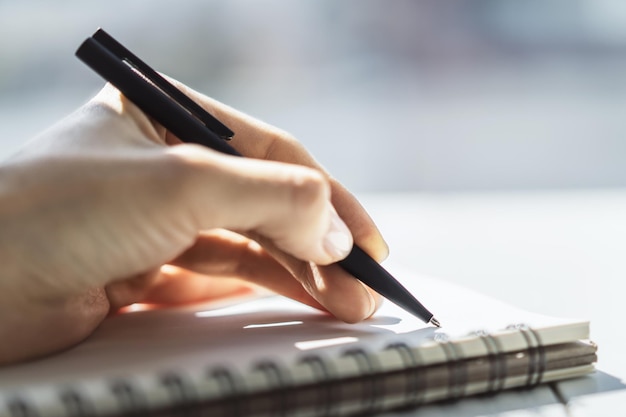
{"left": 0, "top": 269, "right": 595, "bottom": 417}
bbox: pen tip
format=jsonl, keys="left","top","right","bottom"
{"left": 429, "top": 317, "right": 441, "bottom": 328}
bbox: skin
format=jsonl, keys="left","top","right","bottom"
{"left": 0, "top": 82, "right": 388, "bottom": 365}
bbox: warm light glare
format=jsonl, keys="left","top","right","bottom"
{"left": 119, "top": 303, "right": 152, "bottom": 313}
{"left": 160, "top": 264, "right": 183, "bottom": 275}
{"left": 295, "top": 337, "right": 358, "bottom": 350}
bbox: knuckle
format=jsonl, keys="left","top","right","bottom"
{"left": 154, "top": 146, "right": 218, "bottom": 219}
{"left": 155, "top": 152, "right": 193, "bottom": 195}
{"left": 286, "top": 168, "right": 329, "bottom": 217}
{"left": 160, "top": 144, "right": 216, "bottom": 188}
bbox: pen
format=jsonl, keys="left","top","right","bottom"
{"left": 75, "top": 28, "right": 440, "bottom": 327}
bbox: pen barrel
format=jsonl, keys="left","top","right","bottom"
{"left": 338, "top": 245, "right": 434, "bottom": 323}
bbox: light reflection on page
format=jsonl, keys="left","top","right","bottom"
{"left": 295, "top": 337, "right": 359, "bottom": 350}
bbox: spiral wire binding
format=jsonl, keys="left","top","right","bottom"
{"left": 110, "top": 380, "right": 146, "bottom": 415}
{"left": 472, "top": 330, "right": 507, "bottom": 394}
{"left": 60, "top": 389, "right": 94, "bottom": 417}
{"left": 384, "top": 342, "right": 427, "bottom": 408}
{"left": 507, "top": 324, "right": 546, "bottom": 387}
{"left": 298, "top": 355, "right": 334, "bottom": 417}
{"left": 433, "top": 333, "right": 468, "bottom": 401}
{"left": 209, "top": 366, "right": 243, "bottom": 417}
{"left": 160, "top": 372, "right": 198, "bottom": 416}
{"left": 253, "top": 360, "right": 292, "bottom": 416}
{"left": 341, "top": 348, "right": 383, "bottom": 415}
{"left": 7, "top": 398, "right": 36, "bottom": 417}
{"left": 2, "top": 324, "right": 556, "bottom": 417}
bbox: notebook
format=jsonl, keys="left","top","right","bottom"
{"left": 0, "top": 267, "right": 596, "bottom": 417}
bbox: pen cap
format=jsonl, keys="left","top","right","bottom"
{"left": 90, "top": 29, "right": 234, "bottom": 140}
{"left": 76, "top": 37, "right": 240, "bottom": 156}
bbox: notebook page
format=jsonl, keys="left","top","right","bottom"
{"left": 0, "top": 269, "right": 589, "bottom": 389}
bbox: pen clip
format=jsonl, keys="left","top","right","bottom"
{"left": 88, "top": 28, "right": 234, "bottom": 141}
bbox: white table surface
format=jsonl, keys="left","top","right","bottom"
{"left": 357, "top": 188, "right": 626, "bottom": 416}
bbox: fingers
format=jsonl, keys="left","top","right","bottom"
{"left": 166, "top": 80, "right": 389, "bottom": 263}
{"left": 166, "top": 230, "right": 324, "bottom": 310}
{"left": 107, "top": 226, "right": 380, "bottom": 322}
{"left": 169, "top": 230, "right": 379, "bottom": 323}
{"left": 104, "top": 268, "right": 162, "bottom": 311}
{"left": 160, "top": 81, "right": 388, "bottom": 321}
{"left": 327, "top": 180, "right": 389, "bottom": 262}
{"left": 104, "top": 256, "right": 257, "bottom": 311}
{"left": 106, "top": 230, "right": 327, "bottom": 312}
{"left": 242, "top": 233, "right": 382, "bottom": 323}
{"left": 166, "top": 145, "right": 353, "bottom": 266}
{"left": 142, "top": 266, "right": 256, "bottom": 305}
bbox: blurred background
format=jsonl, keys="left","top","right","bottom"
{"left": 1, "top": 0, "right": 626, "bottom": 192}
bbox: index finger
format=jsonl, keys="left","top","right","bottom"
{"left": 170, "top": 80, "right": 389, "bottom": 262}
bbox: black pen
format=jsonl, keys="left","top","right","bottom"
{"left": 75, "top": 28, "right": 440, "bottom": 327}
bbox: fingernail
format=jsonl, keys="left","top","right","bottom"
{"left": 323, "top": 206, "right": 353, "bottom": 260}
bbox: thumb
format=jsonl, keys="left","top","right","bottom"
{"left": 168, "top": 145, "right": 353, "bottom": 265}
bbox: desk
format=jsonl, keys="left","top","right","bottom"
{"left": 358, "top": 189, "right": 626, "bottom": 416}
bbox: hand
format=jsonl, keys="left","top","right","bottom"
{"left": 0, "top": 82, "right": 388, "bottom": 364}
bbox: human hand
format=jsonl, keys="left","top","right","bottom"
{"left": 0, "top": 82, "right": 388, "bottom": 364}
